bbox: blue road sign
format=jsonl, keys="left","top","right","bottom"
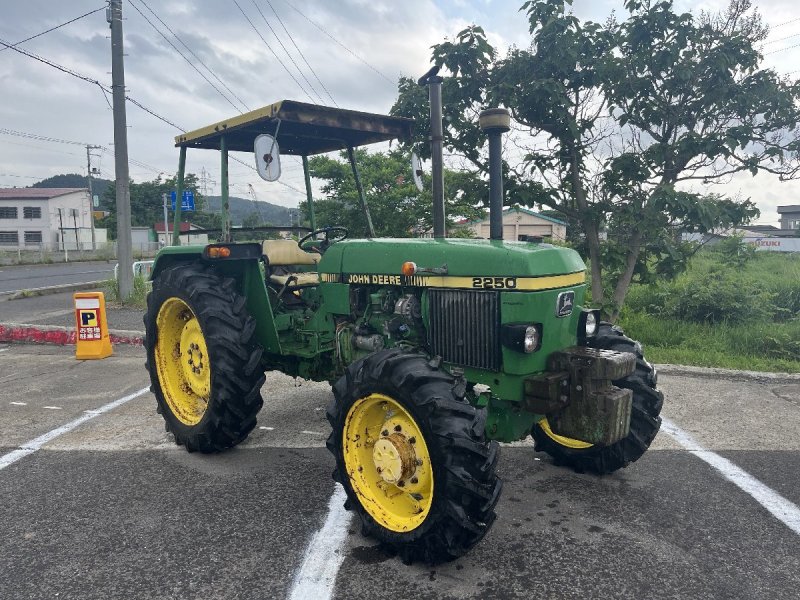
{"left": 170, "top": 190, "right": 195, "bottom": 211}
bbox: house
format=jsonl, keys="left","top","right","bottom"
{"left": 154, "top": 222, "right": 209, "bottom": 246}
{"left": 0, "top": 188, "right": 107, "bottom": 250}
{"left": 777, "top": 205, "right": 800, "bottom": 232}
{"left": 466, "top": 207, "right": 567, "bottom": 241}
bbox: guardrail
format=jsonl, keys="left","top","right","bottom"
{"left": 114, "top": 260, "right": 154, "bottom": 280}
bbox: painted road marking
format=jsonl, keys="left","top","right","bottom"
{"left": 9, "top": 401, "right": 26, "bottom": 406}
{"left": 301, "top": 430, "right": 325, "bottom": 436}
{"left": 42, "top": 406, "right": 62, "bottom": 410}
{"left": 289, "top": 484, "right": 352, "bottom": 600}
{"left": 259, "top": 426, "right": 274, "bottom": 431}
{"left": 0, "top": 387, "right": 149, "bottom": 471}
{"left": 662, "top": 417, "right": 800, "bottom": 536}
{"left": 0, "top": 348, "right": 8, "bottom": 353}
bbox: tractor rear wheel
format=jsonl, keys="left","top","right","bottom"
{"left": 144, "top": 263, "right": 265, "bottom": 453}
{"left": 531, "top": 323, "right": 663, "bottom": 474}
{"left": 327, "top": 348, "right": 501, "bottom": 564}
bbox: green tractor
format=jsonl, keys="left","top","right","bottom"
{"left": 144, "top": 79, "right": 663, "bottom": 563}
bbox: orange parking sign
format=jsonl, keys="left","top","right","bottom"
{"left": 74, "top": 292, "right": 112, "bottom": 360}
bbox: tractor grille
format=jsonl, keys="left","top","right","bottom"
{"left": 427, "top": 289, "right": 500, "bottom": 370}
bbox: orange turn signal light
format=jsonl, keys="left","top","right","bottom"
{"left": 207, "top": 246, "right": 231, "bottom": 258}
{"left": 401, "top": 261, "right": 417, "bottom": 276}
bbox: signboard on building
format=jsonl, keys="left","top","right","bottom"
{"left": 744, "top": 237, "right": 800, "bottom": 253}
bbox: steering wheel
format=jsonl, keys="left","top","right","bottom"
{"left": 298, "top": 226, "right": 348, "bottom": 252}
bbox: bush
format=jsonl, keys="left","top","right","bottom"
{"left": 626, "top": 268, "right": 775, "bottom": 324}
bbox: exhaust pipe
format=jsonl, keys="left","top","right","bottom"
{"left": 479, "top": 108, "right": 511, "bottom": 241}
{"left": 418, "top": 66, "right": 446, "bottom": 239}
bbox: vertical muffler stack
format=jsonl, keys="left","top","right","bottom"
{"left": 479, "top": 108, "right": 511, "bottom": 241}
{"left": 418, "top": 66, "right": 446, "bottom": 239}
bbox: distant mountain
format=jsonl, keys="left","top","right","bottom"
{"left": 32, "top": 173, "right": 113, "bottom": 200}
{"left": 204, "top": 195, "right": 293, "bottom": 226}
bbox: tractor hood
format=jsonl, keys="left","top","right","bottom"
{"left": 318, "top": 238, "right": 585, "bottom": 280}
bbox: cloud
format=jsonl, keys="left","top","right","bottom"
{"left": 0, "top": 0, "right": 798, "bottom": 223}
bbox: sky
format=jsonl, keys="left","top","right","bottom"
{"left": 0, "top": 0, "right": 798, "bottom": 226}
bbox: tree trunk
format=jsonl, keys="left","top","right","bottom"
{"left": 610, "top": 229, "right": 643, "bottom": 322}
{"left": 568, "top": 146, "right": 604, "bottom": 306}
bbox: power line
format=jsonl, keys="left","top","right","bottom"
{"left": 763, "top": 31, "right": 800, "bottom": 46}
{"left": 230, "top": 155, "right": 306, "bottom": 195}
{"left": 0, "top": 37, "right": 184, "bottom": 132}
{"left": 0, "top": 6, "right": 106, "bottom": 53}
{"left": 282, "top": 0, "right": 395, "bottom": 86}
{"left": 771, "top": 16, "right": 800, "bottom": 29}
{"left": 0, "top": 128, "right": 90, "bottom": 146}
{"left": 249, "top": 0, "right": 325, "bottom": 104}
{"left": 128, "top": 0, "right": 245, "bottom": 114}
{"left": 0, "top": 127, "right": 169, "bottom": 177}
{"left": 264, "top": 0, "right": 338, "bottom": 106}
{"left": 231, "top": 0, "right": 317, "bottom": 103}
{"left": 136, "top": 0, "right": 252, "bottom": 113}
{"left": 764, "top": 42, "right": 800, "bottom": 56}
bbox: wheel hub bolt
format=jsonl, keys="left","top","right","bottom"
{"left": 376, "top": 466, "right": 382, "bottom": 473}
{"left": 397, "top": 480, "right": 405, "bottom": 487}
{"left": 381, "top": 429, "right": 389, "bottom": 437}
{"left": 394, "top": 424, "right": 402, "bottom": 432}
{"left": 409, "top": 437, "right": 416, "bottom": 444}
{"left": 410, "top": 477, "right": 418, "bottom": 484}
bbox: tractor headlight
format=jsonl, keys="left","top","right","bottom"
{"left": 501, "top": 323, "right": 542, "bottom": 354}
{"left": 585, "top": 311, "right": 598, "bottom": 336}
{"left": 578, "top": 309, "right": 600, "bottom": 343}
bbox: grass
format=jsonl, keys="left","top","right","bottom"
{"left": 103, "top": 275, "right": 150, "bottom": 310}
{"left": 618, "top": 312, "right": 800, "bottom": 373}
{"left": 619, "top": 250, "right": 800, "bottom": 373}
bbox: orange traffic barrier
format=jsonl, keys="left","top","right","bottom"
{"left": 74, "top": 292, "right": 113, "bottom": 360}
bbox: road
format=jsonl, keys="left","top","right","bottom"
{"left": 1, "top": 344, "right": 798, "bottom": 599}
{"left": 0, "top": 262, "right": 116, "bottom": 294}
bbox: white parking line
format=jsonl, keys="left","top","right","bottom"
{"left": 0, "top": 348, "right": 8, "bottom": 353}
{"left": 0, "top": 387, "right": 150, "bottom": 471}
{"left": 42, "top": 406, "right": 62, "bottom": 410}
{"left": 662, "top": 417, "right": 800, "bottom": 536}
{"left": 288, "top": 484, "right": 352, "bottom": 600}
{"left": 9, "top": 401, "right": 26, "bottom": 406}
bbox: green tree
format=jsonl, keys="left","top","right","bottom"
{"left": 99, "top": 173, "right": 221, "bottom": 239}
{"left": 393, "top": 0, "right": 798, "bottom": 318}
{"left": 302, "top": 149, "right": 485, "bottom": 237}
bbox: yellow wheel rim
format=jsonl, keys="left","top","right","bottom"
{"left": 154, "top": 297, "right": 211, "bottom": 426}
{"left": 343, "top": 393, "right": 434, "bottom": 533}
{"left": 538, "top": 417, "right": 594, "bottom": 449}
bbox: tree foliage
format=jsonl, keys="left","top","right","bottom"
{"left": 392, "top": 0, "right": 799, "bottom": 318}
{"left": 99, "top": 173, "right": 222, "bottom": 239}
{"left": 303, "top": 149, "right": 485, "bottom": 237}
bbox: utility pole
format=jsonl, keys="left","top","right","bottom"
{"left": 109, "top": 0, "right": 133, "bottom": 299}
{"left": 86, "top": 144, "right": 101, "bottom": 250}
{"left": 162, "top": 193, "right": 170, "bottom": 247}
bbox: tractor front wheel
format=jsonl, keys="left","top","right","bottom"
{"left": 531, "top": 322, "right": 663, "bottom": 474}
{"left": 327, "top": 349, "right": 501, "bottom": 564}
{"left": 144, "top": 263, "right": 265, "bottom": 452}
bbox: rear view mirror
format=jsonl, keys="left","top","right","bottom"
{"left": 254, "top": 134, "right": 281, "bottom": 181}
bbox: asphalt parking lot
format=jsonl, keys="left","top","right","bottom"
{"left": 1, "top": 343, "right": 799, "bottom": 599}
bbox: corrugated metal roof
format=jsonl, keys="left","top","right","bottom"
{"left": 0, "top": 188, "right": 87, "bottom": 200}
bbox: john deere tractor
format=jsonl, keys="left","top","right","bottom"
{"left": 144, "top": 78, "right": 663, "bottom": 563}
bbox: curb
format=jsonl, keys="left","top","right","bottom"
{"left": 0, "top": 323, "right": 144, "bottom": 347}
{"left": 0, "top": 280, "right": 106, "bottom": 302}
{"left": 655, "top": 363, "right": 800, "bottom": 383}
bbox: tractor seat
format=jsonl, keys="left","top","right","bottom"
{"left": 262, "top": 239, "right": 321, "bottom": 288}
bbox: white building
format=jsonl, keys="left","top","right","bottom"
{"left": 154, "top": 222, "right": 209, "bottom": 246}
{"left": 0, "top": 188, "right": 106, "bottom": 250}
{"left": 466, "top": 207, "right": 567, "bottom": 241}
